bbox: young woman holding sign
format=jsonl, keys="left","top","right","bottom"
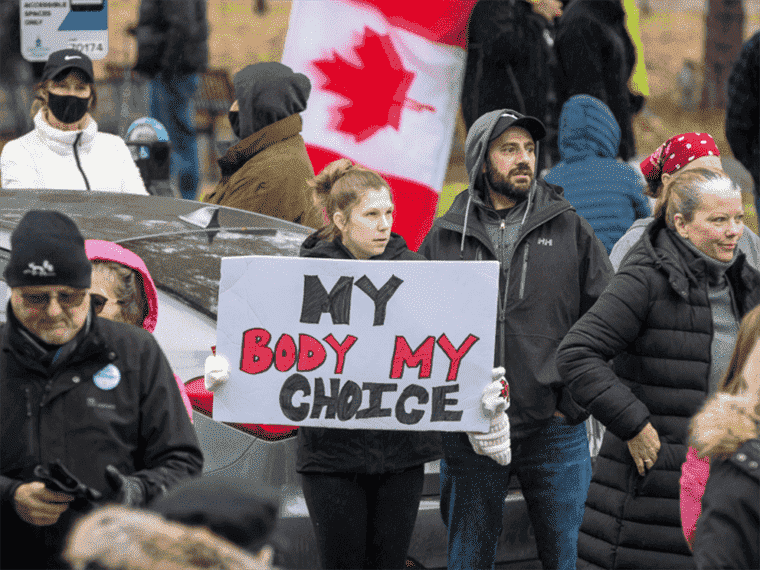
{"left": 296, "top": 158, "right": 442, "bottom": 570}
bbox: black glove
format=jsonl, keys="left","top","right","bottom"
{"left": 104, "top": 465, "right": 145, "bottom": 507}
{"left": 34, "top": 460, "right": 102, "bottom": 512}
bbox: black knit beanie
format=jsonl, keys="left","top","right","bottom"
{"left": 149, "top": 476, "right": 287, "bottom": 555}
{"left": 3, "top": 211, "right": 91, "bottom": 288}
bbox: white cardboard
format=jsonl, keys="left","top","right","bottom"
{"left": 213, "top": 256, "right": 498, "bottom": 432}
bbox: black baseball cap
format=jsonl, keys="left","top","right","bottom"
{"left": 41, "top": 49, "right": 94, "bottom": 83}
{"left": 489, "top": 110, "right": 546, "bottom": 143}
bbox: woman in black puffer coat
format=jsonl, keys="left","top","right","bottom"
{"left": 297, "top": 158, "right": 442, "bottom": 570}
{"left": 556, "top": 167, "right": 760, "bottom": 569}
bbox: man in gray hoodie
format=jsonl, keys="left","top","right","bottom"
{"left": 419, "top": 110, "right": 612, "bottom": 570}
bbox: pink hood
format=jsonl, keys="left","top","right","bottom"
{"left": 85, "top": 240, "right": 159, "bottom": 333}
{"left": 85, "top": 239, "right": 193, "bottom": 422}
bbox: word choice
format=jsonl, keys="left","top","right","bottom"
{"left": 279, "top": 375, "right": 463, "bottom": 425}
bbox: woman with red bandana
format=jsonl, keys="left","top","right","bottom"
{"left": 609, "top": 132, "right": 760, "bottom": 271}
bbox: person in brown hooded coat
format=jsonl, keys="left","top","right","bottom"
{"left": 203, "top": 62, "right": 323, "bottom": 229}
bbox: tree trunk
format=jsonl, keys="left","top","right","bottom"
{"left": 701, "top": 0, "right": 744, "bottom": 109}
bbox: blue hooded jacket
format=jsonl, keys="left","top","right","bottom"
{"left": 543, "top": 94, "right": 648, "bottom": 253}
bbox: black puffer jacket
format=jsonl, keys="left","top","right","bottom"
{"left": 557, "top": 218, "right": 760, "bottom": 569}
{"left": 0, "top": 306, "right": 203, "bottom": 569}
{"left": 295, "top": 233, "right": 442, "bottom": 474}
{"left": 554, "top": 0, "right": 641, "bottom": 161}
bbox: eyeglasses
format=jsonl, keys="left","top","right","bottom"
{"left": 21, "top": 290, "right": 88, "bottom": 309}
{"left": 90, "top": 293, "right": 108, "bottom": 315}
{"left": 90, "top": 293, "right": 126, "bottom": 316}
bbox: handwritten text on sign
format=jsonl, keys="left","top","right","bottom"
{"left": 212, "top": 257, "right": 498, "bottom": 431}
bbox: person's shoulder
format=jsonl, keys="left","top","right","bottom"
{"left": 95, "top": 316, "right": 157, "bottom": 346}
{"left": 93, "top": 131, "right": 129, "bottom": 148}
{"left": 1, "top": 130, "right": 38, "bottom": 155}
{"left": 396, "top": 249, "right": 426, "bottom": 261}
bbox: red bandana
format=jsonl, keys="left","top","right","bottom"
{"left": 640, "top": 133, "right": 720, "bottom": 181}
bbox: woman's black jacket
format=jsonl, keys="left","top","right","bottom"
{"left": 295, "top": 232, "right": 443, "bottom": 474}
{"left": 556, "top": 218, "right": 760, "bottom": 569}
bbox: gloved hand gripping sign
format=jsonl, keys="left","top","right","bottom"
{"left": 468, "top": 367, "right": 511, "bottom": 465}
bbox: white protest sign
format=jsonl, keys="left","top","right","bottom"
{"left": 21, "top": 0, "right": 108, "bottom": 62}
{"left": 213, "top": 256, "right": 499, "bottom": 432}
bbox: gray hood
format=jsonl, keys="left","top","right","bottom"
{"left": 461, "top": 109, "right": 542, "bottom": 254}
{"left": 464, "top": 109, "right": 541, "bottom": 206}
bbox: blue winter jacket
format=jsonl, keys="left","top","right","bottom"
{"left": 543, "top": 94, "right": 648, "bottom": 253}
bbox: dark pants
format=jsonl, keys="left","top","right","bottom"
{"left": 300, "top": 466, "right": 425, "bottom": 569}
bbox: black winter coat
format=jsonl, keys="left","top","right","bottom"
{"left": 556, "top": 218, "right": 760, "bottom": 569}
{"left": 462, "top": 0, "right": 560, "bottom": 168}
{"left": 419, "top": 179, "right": 612, "bottom": 441}
{"left": 726, "top": 31, "right": 760, "bottom": 190}
{"left": 554, "top": 0, "right": 642, "bottom": 161}
{"left": 295, "top": 233, "right": 442, "bottom": 474}
{"left": 0, "top": 307, "right": 203, "bottom": 569}
{"left": 694, "top": 441, "right": 760, "bottom": 569}
{"left": 133, "top": 0, "right": 208, "bottom": 78}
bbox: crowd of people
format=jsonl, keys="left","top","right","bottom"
{"left": 1, "top": 1, "right": 760, "bottom": 569}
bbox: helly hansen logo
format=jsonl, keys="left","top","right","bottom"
{"left": 537, "top": 238, "right": 553, "bottom": 247}
{"left": 23, "top": 260, "right": 55, "bottom": 277}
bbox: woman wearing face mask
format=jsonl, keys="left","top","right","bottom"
{"left": 0, "top": 49, "right": 146, "bottom": 193}
{"left": 295, "top": 159, "right": 442, "bottom": 569}
{"left": 556, "top": 168, "right": 760, "bottom": 569}
{"left": 202, "top": 62, "right": 322, "bottom": 228}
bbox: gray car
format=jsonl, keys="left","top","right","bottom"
{"left": 1, "top": 189, "right": 603, "bottom": 569}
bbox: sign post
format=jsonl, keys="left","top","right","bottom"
{"left": 21, "top": 0, "right": 108, "bottom": 62}
{"left": 212, "top": 256, "right": 499, "bottom": 432}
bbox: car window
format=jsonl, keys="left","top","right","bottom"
{"left": 120, "top": 228, "right": 307, "bottom": 318}
{"left": 119, "top": 229, "right": 305, "bottom": 319}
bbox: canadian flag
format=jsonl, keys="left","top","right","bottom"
{"left": 282, "top": 0, "right": 476, "bottom": 251}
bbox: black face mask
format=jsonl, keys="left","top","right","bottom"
{"left": 47, "top": 92, "right": 90, "bottom": 125}
{"left": 228, "top": 111, "right": 240, "bottom": 139}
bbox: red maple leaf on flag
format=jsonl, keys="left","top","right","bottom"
{"left": 312, "top": 27, "right": 435, "bottom": 143}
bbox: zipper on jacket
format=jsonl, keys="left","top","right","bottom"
{"left": 72, "top": 132, "right": 91, "bottom": 191}
{"left": 498, "top": 219, "right": 510, "bottom": 368}
{"left": 25, "top": 387, "right": 35, "bottom": 459}
{"left": 519, "top": 243, "right": 530, "bottom": 299}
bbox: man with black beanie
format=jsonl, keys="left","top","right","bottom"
{"left": 0, "top": 210, "right": 203, "bottom": 569}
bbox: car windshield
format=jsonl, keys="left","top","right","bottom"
{"left": 119, "top": 228, "right": 308, "bottom": 318}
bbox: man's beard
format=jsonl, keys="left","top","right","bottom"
{"left": 485, "top": 160, "right": 533, "bottom": 204}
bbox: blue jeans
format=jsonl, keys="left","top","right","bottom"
{"left": 150, "top": 72, "right": 200, "bottom": 200}
{"left": 440, "top": 417, "right": 592, "bottom": 570}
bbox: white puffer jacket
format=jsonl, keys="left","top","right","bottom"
{"left": 1, "top": 110, "right": 147, "bottom": 194}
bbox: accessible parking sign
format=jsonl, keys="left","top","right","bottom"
{"left": 21, "top": 0, "right": 108, "bottom": 62}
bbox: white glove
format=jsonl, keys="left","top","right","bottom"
{"left": 204, "top": 354, "right": 230, "bottom": 392}
{"left": 467, "top": 367, "right": 511, "bottom": 465}
{"left": 468, "top": 411, "right": 511, "bottom": 466}
{"left": 481, "top": 367, "right": 510, "bottom": 417}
